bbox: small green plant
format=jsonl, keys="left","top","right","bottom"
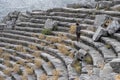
{"left": 17, "top": 69, "right": 23, "bottom": 75}
{"left": 84, "top": 54, "right": 93, "bottom": 64}
{"left": 52, "top": 26, "right": 58, "bottom": 31}
{"left": 42, "top": 29, "right": 52, "bottom": 35}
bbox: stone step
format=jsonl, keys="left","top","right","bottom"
{"left": 41, "top": 60, "right": 53, "bottom": 76}
{"left": 101, "top": 37, "right": 120, "bottom": 57}
{"left": 74, "top": 41, "right": 104, "bottom": 66}
{"left": 0, "top": 37, "right": 44, "bottom": 50}
{"left": 40, "top": 53, "right": 68, "bottom": 77}
{"left": 44, "top": 48, "right": 79, "bottom": 80}
{"left": 3, "top": 30, "right": 40, "bottom": 37}
{"left": 16, "top": 22, "right": 44, "bottom": 28}
{"left": 0, "top": 32, "right": 50, "bottom": 45}
{"left": 32, "top": 15, "right": 94, "bottom": 25}
{"left": 47, "top": 8, "right": 120, "bottom": 17}
{"left": 80, "top": 36, "right": 117, "bottom": 62}
{"left": 113, "top": 33, "right": 120, "bottom": 42}
{"left": 15, "top": 26, "right": 43, "bottom": 33}
{"left": 49, "top": 12, "right": 95, "bottom": 19}
{"left": 80, "top": 30, "right": 94, "bottom": 38}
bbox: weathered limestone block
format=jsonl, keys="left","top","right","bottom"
{"left": 0, "top": 23, "right": 7, "bottom": 30}
{"left": 107, "top": 20, "right": 120, "bottom": 35}
{"left": 92, "top": 27, "right": 107, "bottom": 41}
{"left": 111, "top": 4, "right": 120, "bottom": 11}
{"left": 44, "top": 19, "right": 58, "bottom": 30}
{"left": 94, "top": 15, "right": 112, "bottom": 29}
{"left": 110, "top": 58, "right": 120, "bottom": 73}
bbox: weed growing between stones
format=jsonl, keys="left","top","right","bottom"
{"left": 42, "top": 29, "right": 52, "bottom": 35}
{"left": 39, "top": 74, "right": 47, "bottom": 80}
{"left": 69, "top": 24, "right": 76, "bottom": 34}
{"left": 52, "top": 69, "right": 60, "bottom": 76}
{"left": 0, "top": 48, "right": 3, "bottom": 54}
{"left": 34, "top": 58, "right": 42, "bottom": 69}
{"left": 3, "top": 68, "right": 12, "bottom": 76}
{"left": 84, "top": 54, "right": 93, "bottom": 64}
{"left": 25, "top": 67, "right": 34, "bottom": 75}
{"left": 28, "top": 44, "right": 38, "bottom": 50}
{"left": 57, "top": 44, "right": 70, "bottom": 56}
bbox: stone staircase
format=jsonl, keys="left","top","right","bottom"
{"left": 0, "top": 0, "right": 120, "bottom": 79}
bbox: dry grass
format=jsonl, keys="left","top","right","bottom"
{"left": 51, "top": 76, "right": 59, "bottom": 80}
{"left": 0, "top": 48, "right": 3, "bottom": 54}
{"left": 21, "top": 74, "right": 28, "bottom": 80}
{"left": 115, "top": 74, "right": 120, "bottom": 80}
{"left": 69, "top": 53, "right": 74, "bottom": 59}
{"left": 2, "top": 53, "right": 10, "bottom": 60}
{"left": 40, "top": 42, "right": 46, "bottom": 46}
{"left": 0, "top": 76, "right": 5, "bottom": 80}
{"left": 25, "top": 67, "right": 34, "bottom": 75}
{"left": 52, "top": 69, "right": 60, "bottom": 76}
{"left": 3, "top": 68, "right": 12, "bottom": 76}
{"left": 4, "top": 60, "right": 12, "bottom": 67}
{"left": 69, "top": 24, "right": 76, "bottom": 34}
{"left": 39, "top": 74, "right": 47, "bottom": 80}
{"left": 15, "top": 45, "right": 26, "bottom": 52}
{"left": 47, "top": 61, "right": 53, "bottom": 68}
{"left": 84, "top": 55, "right": 93, "bottom": 64}
{"left": 16, "top": 59, "right": 25, "bottom": 65}
{"left": 57, "top": 44, "right": 70, "bottom": 56}
{"left": 32, "top": 51, "right": 41, "bottom": 58}
{"left": 34, "top": 58, "right": 42, "bottom": 68}
{"left": 13, "top": 64, "right": 20, "bottom": 73}
{"left": 46, "top": 36, "right": 62, "bottom": 43}
{"left": 28, "top": 44, "right": 38, "bottom": 50}
{"left": 38, "top": 34, "right": 46, "bottom": 39}
{"left": 72, "top": 60, "right": 81, "bottom": 74}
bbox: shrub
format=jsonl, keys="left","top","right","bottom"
{"left": 42, "top": 29, "right": 52, "bottom": 35}
{"left": 69, "top": 24, "right": 76, "bottom": 34}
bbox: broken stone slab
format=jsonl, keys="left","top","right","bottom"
{"left": 94, "top": 15, "right": 112, "bottom": 29}
{"left": 44, "top": 19, "right": 58, "bottom": 30}
{"left": 106, "top": 20, "right": 120, "bottom": 35}
{"left": 110, "top": 58, "right": 120, "bottom": 73}
{"left": 92, "top": 27, "right": 107, "bottom": 41}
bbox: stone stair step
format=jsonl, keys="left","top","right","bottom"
{"left": 41, "top": 60, "right": 53, "bottom": 76}
{"left": 15, "top": 26, "right": 43, "bottom": 33}
{"left": 74, "top": 41, "right": 104, "bottom": 66}
{"left": 101, "top": 37, "right": 120, "bottom": 56}
{"left": 0, "top": 32, "right": 50, "bottom": 45}
{"left": 47, "top": 8, "right": 120, "bottom": 17}
{"left": 113, "top": 33, "right": 120, "bottom": 42}
{"left": 40, "top": 53, "right": 68, "bottom": 77}
{"left": 16, "top": 22, "right": 44, "bottom": 28}
{"left": 32, "top": 15, "right": 94, "bottom": 25}
{"left": 80, "top": 30, "right": 94, "bottom": 38}
{"left": 80, "top": 36, "right": 117, "bottom": 61}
